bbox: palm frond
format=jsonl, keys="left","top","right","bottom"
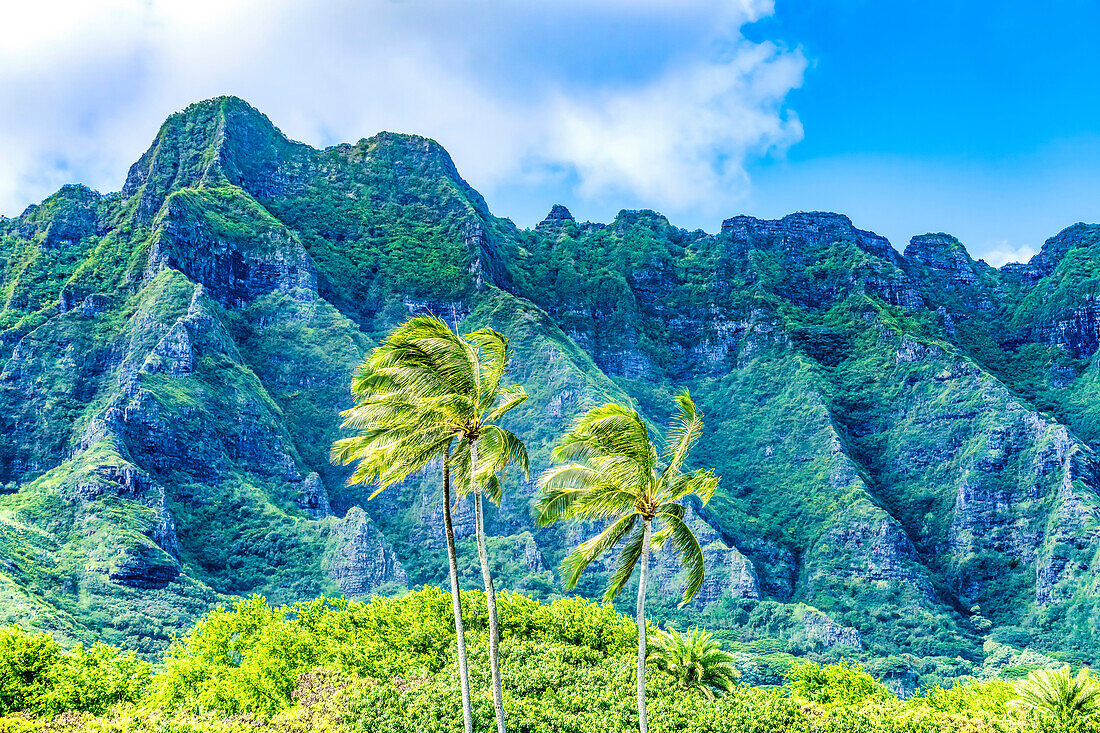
{"left": 477, "top": 425, "right": 530, "bottom": 478}
{"left": 552, "top": 403, "right": 656, "bottom": 471}
{"left": 663, "top": 469, "right": 719, "bottom": 506}
{"left": 660, "top": 390, "right": 703, "bottom": 482}
{"left": 603, "top": 523, "right": 648, "bottom": 602}
{"left": 465, "top": 327, "right": 510, "bottom": 409}
{"left": 487, "top": 384, "right": 528, "bottom": 422}
{"left": 647, "top": 627, "right": 739, "bottom": 698}
{"left": 560, "top": 513, "right": 638, "bottom": 591}
{"left": 657, "top": 511, "right": 706, "bottom": 607}
{"left": 1013, "top": 666, "right": 1100, "bottom": 722}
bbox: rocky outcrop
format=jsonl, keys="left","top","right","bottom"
{"left": 325, "top": 507, "right": 408, "bottom": 596}
{"left": 106, "top": 539, "right": 181, "bottom": 590}
{"left": 721, "top": 212, "right": 925, "bottom": 309}
{"left": 800, "top": 608, "right": 862, "bottom": 649}
{"left": 122, "top": 97, "right": 307, "bottom": 222}
{"left": 904, "top": 233, "right": 998, "bottom": 316}
{"left": 1034, "top": 451, "right": 1100, "bottom": 606}
{"left": 296, "top": 472, "right": 332, "bottom": 519}
{"left": 723, "top": 212, "right": 894, "bottom": 263}
{"left": 1001, "top": 224, "right": 1096, "bottom": 287}
{"left": 906, "top": 234, "right": 978, "bottom": 284}
{"left": 652, "top": 506, "right": 759, "bottom": 607}
{"left": 808, "top": 503, "right": 937, "bottom": 603}
{"left": 1036, "top": 295, "right": 1100, "bottom": 359}
{"left": 537, "top": 204, "right": 575, "bottom": 230}
{"left": 146, "top": 193, "right": 317, "bottom": 308}
{"left": 15, "top": 184, "right": 104, "bottom": 247}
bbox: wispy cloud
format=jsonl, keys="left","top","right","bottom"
{"left": 982, "top": 241, "right": 1038, "bottom": 268}
{"left": 0, "top": 0, "right": 804, "bottom": 219}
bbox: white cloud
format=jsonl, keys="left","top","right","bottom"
{"left": 983, "top": 242, "right": 1038, "bottom": 268}
{"left": 0, "top": 0, "right": 805, "bottom": 220}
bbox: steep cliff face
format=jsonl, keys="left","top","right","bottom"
{"left": 1, "top": 97, "right": 1099, "bottom": 678}
{"left": 1007, "top": 224, "right": 1100, "bottom": 357}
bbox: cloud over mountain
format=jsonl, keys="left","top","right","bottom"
{"left": 0, "top": 0, "right": 804, "bottom": 219}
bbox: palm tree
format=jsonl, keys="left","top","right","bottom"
{"left": 331, "top": 325, "right": 474, "bottom": 733}
{"left": 333, "top": 315, "right": 527, "bottom": 733}
{"left": 647, "top": 626, "right": 739, "bottom": 700}
{"left": 536, "top": 391, "right": 717, "bottom": 733}
{"left": 1013, "top": 666, "right": 1100, "bottom": 726}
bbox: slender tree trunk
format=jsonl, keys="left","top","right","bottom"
{"left": 472, "top": 440, "right": 506, "bottom": 733}
{"left": 636, "top": 520, "right": 653, "bottom": 733}
{"left": 442, "top": 444, "right": 474, "bottom": 733}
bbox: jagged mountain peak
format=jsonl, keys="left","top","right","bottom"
{"left": 904, "top": 233, "right": 976, "bottom": 271}
{"left": 336, "top": 130, "right": 491, "bottom": 216}
{"left": 1001, "top": 222, "right": 1100, "bottom": 284}
{"left": 721, "top": 211, "right": 897, "bottom": 261}
{"left": 537, "top": 204, "right": 575, "bottom": 230}
{"left": 120, "top": 96, "right": 302, "bottom": 221}
{"left": 611, "top": 209, "right": 673, "bottom": 235}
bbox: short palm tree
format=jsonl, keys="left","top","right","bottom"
{"left": 1013, "top": 666, "right": 1100, "bottom": 726}
{"left": 537, "top": 391, "right": 717, "bottom": 733}
{"left": 333, "top": 315, "right": 527, "bottom": 733}
{"left": 647, "top": 626, "right": 739, "bottom": 700}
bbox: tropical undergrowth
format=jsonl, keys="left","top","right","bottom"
{"left": 0, "top": 588, "right": 1096, "bottom": 733}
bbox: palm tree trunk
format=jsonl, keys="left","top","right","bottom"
{"left": 472, "top": 441, "right": 507, "bottom": 733}
{"left": 636, "top": 519, "right": 653, "bottom": 733}
{"left": 442, "top": 444, "right": 473, "bottom": 733}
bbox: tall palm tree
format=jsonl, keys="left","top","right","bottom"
{"left": 536, "top": 391, "right": 717, "bottom": 733}
{"left": 647, "top": 626, "right": 740, "bottom": 700}
{"left": 331, "top": 326, "right": 473, "bottom": 733}
{"left": 1013, "top": 666, "right": 1100, "bottom": 725}
{"left": 333, "top": 315, "right": 527, "bottom": 733}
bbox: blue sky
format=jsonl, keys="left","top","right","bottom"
{"left": 738, "top": 0, "right": 1100, "bottom": 264}
{"left": 1, "top": 0, "right": 1098, "bottom": 265}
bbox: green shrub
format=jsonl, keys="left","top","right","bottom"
{"left": 786, "top": 660, "right": 892, "bottom": 706}
{"left": 0, "top": 625, "right": 149, "bottom": 716}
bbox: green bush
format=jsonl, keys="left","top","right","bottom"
{"left": 0, "top": 625, "right": 150, "bottom": 716}
{"left": 786, "top": 659, "right": 892, "bottom": 706}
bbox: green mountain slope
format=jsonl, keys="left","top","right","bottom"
{"left": 0, "top": 97, "right": 1097, "bottom": 688}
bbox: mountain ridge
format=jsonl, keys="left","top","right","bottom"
{"left": 0, "top": 96, "right": 1097, "bottom": 690}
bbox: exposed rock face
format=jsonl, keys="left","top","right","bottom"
{"left": 326, "top": 507, "right": 408, "bottom": 596}
{"left": 1001, "top": 224, "right": 1093, "bottom": 287}
{"left": 1038, "top": 296, "right": 1100, "bottom": 359}
{"left": 296, "top": 472, "right": 331, "bottom": 519}
{"left": 146, "top": 193, "right": 317, "bottom": 308}
{"left": 107, "top": 540, "right": 181, "bottom": 590}
{"left": 903, "top": 233, "right": 999, "bottom": 317}
{"left": 800, "top": 608, "right": 862, "bottom": 649}
{"left": 906, "top": 234, "right": 978, "bottom": 283}
{"left": 537, "top": 204, "right": 575, "bottom": 230}
{"left": 16, "top": 185, "right": 104, "bottom": 246}
{"left": 652, "top": 506, "right": 759, "bottom": 607}
{"left": 808, "top": 503, "right": 937, "bottom": 603}
{"left": 121, "top": 97, "right": 307, "bottom": 222}
{"left": 723, "top": 212, "right": 895, "bottom": 262}
{"left": 1034, "top": 452, "right": 1100, "bottom": 606}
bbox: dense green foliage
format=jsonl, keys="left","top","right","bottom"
{"left": 0, "top": 590, "right": 1097, "bottom": 733}
{"left": 0, "top": 626, "right": 149, "bottom": 716}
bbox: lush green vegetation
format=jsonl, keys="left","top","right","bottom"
{"left": 2, "top": 95, "right": 1100, "bottom": 711}
{"left": 1, "top": 589, "right": 1097, "bottom": 733}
